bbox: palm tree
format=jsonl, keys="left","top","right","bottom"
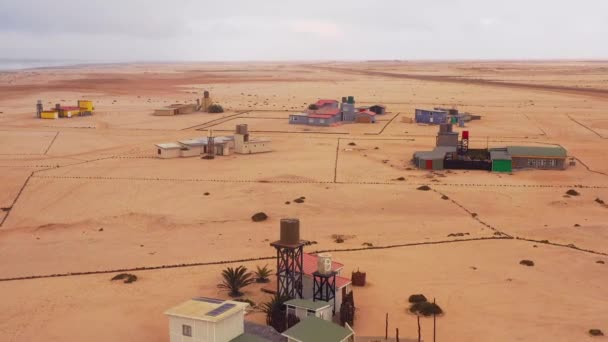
{"left": 261, "top": 294, "right": 292, "bottom": 332}
{"left": 217, "top": 266, "right": 255, "bottom": 297}
{"left": 254, "top": 264, "right": 273, "bottom": 283}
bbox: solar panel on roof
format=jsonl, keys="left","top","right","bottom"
{"left": 205, "top": 303, "right": 236, "bottom": 317}
{"left": 193, "top": 297, "right": 224, "bottom": 304}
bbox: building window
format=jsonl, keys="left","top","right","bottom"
{"left": 182, "top": 324, "right": 192, "bottom": 337}
{"left": 308, "top": 118, "right": 314, "bottom": 124}
{"left": 320, "top": 119, "right": 325, "bottom": 124}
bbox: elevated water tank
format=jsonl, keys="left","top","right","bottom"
{"left": 236, "top": 124, "right": 249, "bottom": 135}
{"left": 279, "top": 218, "right": 300, "bottom": 245}
{"left": 347, "top": 96, "right": 355, "bottom": 104}
{"left": 317, "top": 253, "right": 333, "bottom": 275}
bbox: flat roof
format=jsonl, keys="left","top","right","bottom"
{"left": 490, "top": 150, "right": 512, "bottom": 160}
{"left": 506, "top": 146, "right": 567, "bottom": 158}
{"left": 179, "top": 138, "right": 207, "bottom": 147}
{"left": 155, "top": 143, "right": 182, "bottom": 149}
{"left": 282, "top": 316, "right": 353, "bottom": 342}
{"left": 285, "top": 299, "right": 330, "bottom": 311}
{"left": 164, "top": 298, "right": 249, "bottom": 323}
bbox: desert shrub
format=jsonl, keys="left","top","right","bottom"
{"left": 417, "top": 185, "right": 431, "bottom": 191}
{"left": 396, "top": 177, "right": 405, "bottom": 181}
{"left": 111, "top": 273, "right": 137, "bottom": 284}
{"left": 595, "top": 198, "right": 605, "bottom": 205}
{"left": 589, "top": 329, "right": 604, "bottom": 336}
{"left": 294, "top": 198, "right": 305, "bottom": 204}
{"left": 217, "top": 266, "right": 255, "bottom": 297}
{"left": 254, "top": 264, "right": 273, "bottom": 283}
{"left": 335, "top": 237, "right": 345, "bottom": 243}
{"left": 362, "top": 242, "right": 373, "bottom": 247}
{"left": 408, "top": 294, "right": 428, "bottom": 304}
{"left": 348, "top": 142, "right": 356, "bottom": 146}
{"left": 308, "top": 104, "right": 319, "bottom": 110}
{"left": 208, "top": 104, "right": 224, "bottom": 113}
{"left": 410, "top": 301, "right": 443, "bottom": 316}
{"left": 597, "top": 260, "right": 605, "bottom": 264}
{"left": 251, "top": 212, "right": 268, "bottom": 222}
{"left": 566, "top": 189, "right": 580, "bottom": 196}
{"left": 520, "top": 260, "right": 535, "bottom": 267}
{"left": 441, "top": 195, "right": 449, "bottom": 200}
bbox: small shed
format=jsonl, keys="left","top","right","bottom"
{"left": 156, "top": 143, "right": 183, "bottom": 159}
{"left": 282, "top": 316, "right": 354, "bottom": 342}
{"left": 355, "top": 110, "right": 376, "bottom": 123}
{"left": 369, "top": 105, "right": 386, "bottom": 115}
{"left": 41, "top": 110, "right": 59, "bottom": 119}
{"left": 285, "top": 299, "right": 332, "bottom": 321}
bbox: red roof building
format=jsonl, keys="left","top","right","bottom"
{"left": 303, "top": 253, "right": 351, "bottom": 289}
{"left": 315, "top": 99, "right": 339, "bottom": 108}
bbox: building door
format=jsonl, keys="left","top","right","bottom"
{"left": 426, "top": 160, "right": 433, "bottom": 169}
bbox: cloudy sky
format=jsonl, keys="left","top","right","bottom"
{"left": 0, "top": 0, "right": 607, "bottom": 61}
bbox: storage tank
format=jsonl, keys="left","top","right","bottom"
{"left": 317, "top": 253, "right": 333, "bottom": 275}
{"left": 347, "top": 96, "right": 355, "bottom": 104}
{"left": 236, "top": 124, "right": 249, "bottom": 135}
{"left": 279, "top": 218, "right": 300, "bottom": 245}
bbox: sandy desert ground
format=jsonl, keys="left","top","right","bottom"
{"left": 0, "top": 61, "right": 607, "bottom": 342}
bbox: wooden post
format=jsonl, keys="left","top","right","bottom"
{"left": 417, "top": 315, "right": 421, "bottom": 342}
{"left": 433, "top": 298, "right": 437, "bottom": 342}
{"left": 385, "top": 313, "right": 388, "bottom": 340}
{"left": 396, "top": 328, "right": 400, "bottom": 342}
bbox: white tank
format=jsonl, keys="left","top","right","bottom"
{"left": 317, "top": 253, "right": 333, "bottom": 275}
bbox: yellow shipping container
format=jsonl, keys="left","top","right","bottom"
{"left": 41, "top": 111, "right": 59, "bottom": 119}
{"left": 78, "top": 100, "right": 94, "bottom": 112}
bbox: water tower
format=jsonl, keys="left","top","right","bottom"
{"left": 313, "top": 253, "right": 337, "bottom": 315}
{"left": 270, "top": 218, "right": 305, "bottom": 299}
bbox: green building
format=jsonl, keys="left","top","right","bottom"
{"left": 490, "top": 149, "right": 513, "bottom": 173}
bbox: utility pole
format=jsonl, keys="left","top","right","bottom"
{"left": 433, "top": 298, "right": 437, "bottom": 342}
{"left": 417, "top": 315, "right": 421, "bottom": 342}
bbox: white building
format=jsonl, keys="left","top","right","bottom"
{"left": 156, "top": 143, "right": 184, "bottom": 159}
{"left": 234, "top": 124, "right": 272, "bottom": 154}
{"left": 164, "top": 297, "right": 251, "bottom": 342}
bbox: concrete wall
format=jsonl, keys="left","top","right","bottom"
{"left": 180, "top": 147, "right": 202, "bottom": 158}
{"left": 168, "top": 312, "right": 244, "bottom": 342}
{"left": 436, "top": 133, "right": 459, "bottom": 147}
{"left": 158, "top": 148, "right": 182, "bottom": 159}
{"left": 511, "top": 157, "right": 566, "bottom": 170}
{"left": 234, "top": 134, "right": 271, "bottom": 154}
{"left": 289, "top": 114, "right": 309, "bottom": 124}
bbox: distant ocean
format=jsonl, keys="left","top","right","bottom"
{"left": 0, "top": 59, "right": 97, "bottom": 71}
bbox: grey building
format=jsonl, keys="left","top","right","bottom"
{"left": 436, "top": 123, "right": 459, "bottom": 147}
{"left": 415, "top": 109, "right": 448, "bottom": 124}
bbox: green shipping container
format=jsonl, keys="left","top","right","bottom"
{"left": 492, "top": 159, "right": 512, "bottom": 173}
{"left": 450, "top": 116, "right": 458, "bottom": 124}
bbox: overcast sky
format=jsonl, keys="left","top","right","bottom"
{"left": 1, "top": 0, "right": 607, "bottom": 61}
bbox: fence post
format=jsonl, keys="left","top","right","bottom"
{"left": 385, "top": 312, "right": 388, "bottom": 340}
